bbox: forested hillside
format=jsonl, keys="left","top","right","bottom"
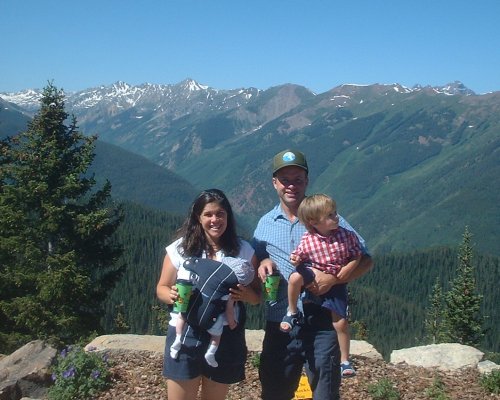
{"left": 350, "top": 247, "right": 499, "bottom": 358}
{"left": 91, "top": 141, "right": 199, "bottom": 215}
{"left": 0, "top": 108, "right": 200, "bottom": 217}
{"left": 0, "top": 98, "right": 30, "bottom": 136}
{"left": 102, "top": 202, "right": 183, "bottom": 334}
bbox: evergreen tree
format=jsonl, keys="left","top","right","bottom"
{"left": 150, "top": 304, "right": 169, "bottom": 335}
{"left": 424, "top": 277, "right": 444, "bottom": 344}
{"left": 113, "top": 303, "right": 130, "bottom": 334}
{"left": 442, "top": 227, "right": 484, "bottom": 346}
{"left": 351, "top": 320, "right": 369, "bottom": 341}
{"left": 0, "top": 82, "right": 123, "bottom": 352}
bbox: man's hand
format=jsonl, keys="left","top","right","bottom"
{"left": 339, "top": 256, "right": 361, "bottom": 280}
{"left": 257, "top": 258, "right": 275, "bottom": 282}
{"left": 306, "top": 269, "right": 338, "bottom": 296}
{"left": 228, "top": 318, "right": 238, "bottom": 330}
{"left": 335, "top": 266, "right": 352, "bottom": 282}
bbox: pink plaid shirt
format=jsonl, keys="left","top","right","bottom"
{"left": 291, "top": 226, "right": 362, "bottom": 275}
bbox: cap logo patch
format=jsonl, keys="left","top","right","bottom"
{"left": 282, "top": 151, "right": 296, "bottom": 162}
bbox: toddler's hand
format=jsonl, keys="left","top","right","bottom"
{"left": 289, "top": 254, "right": 301, "bottom": 266}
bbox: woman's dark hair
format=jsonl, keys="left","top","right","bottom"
{"left": 177, "top": 189, "right": 240, "bottom": 257}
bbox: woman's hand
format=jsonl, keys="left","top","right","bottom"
{"left": 229, "top": 284, "right": 260, "bottom": 305}
{"left": 166, "top": 285, "right": 179, "bottom": 305}
{"left": 158, "top": 283, "right": 179, "bottom": 306}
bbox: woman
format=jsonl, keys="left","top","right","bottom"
{"left": 156, "top": 189, "right": 260, "bottom": 400}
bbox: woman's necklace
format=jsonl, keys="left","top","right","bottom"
{"left": 207, "top": 243, "right": 221, "bottom": 259}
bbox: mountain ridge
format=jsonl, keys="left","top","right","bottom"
{"left": 0, "top": 79, "right": 479, "bottom": 113}
{"left": 1, "top": 80, "right": 498, "bottom": 256}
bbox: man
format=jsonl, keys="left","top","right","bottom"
{"left": 252, "top": 149, "right": 373, "bottom": 400}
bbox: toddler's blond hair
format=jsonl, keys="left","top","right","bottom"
{"left": 298, "top": 193, "right": 336, "bottom": 232}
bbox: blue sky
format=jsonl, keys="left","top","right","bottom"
{"left": 1, "top": 0, "right": 499, "bottom": 94}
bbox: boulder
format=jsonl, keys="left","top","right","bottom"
{"left": 351, "top": 340, "right": 383, "bottom": 360}
{"left": 390, "top": 343, "right": 484, "bottom": 371}
{"left": 85, "top": 334, "right": 165, "bottom": 354}
{"left": 85, "top": 332, "right": 265, "bottom": 354}
{"left": 477, "top": 360, "right": 500, "bottom": 375}
{"left": 0, "top": 340, "right": 57, "bottom": 400}
{"left": 245, "top": 330, "right": 264, "bottom": 352}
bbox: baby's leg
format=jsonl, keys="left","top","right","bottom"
{"left": 205, "top": 314, "right": 224, "bottom": 367}
{"left": 170, "top": 315, "right": 186, "bottom": 359}
{"left": 205, "top": 334, "right": 221, "bottom": 368}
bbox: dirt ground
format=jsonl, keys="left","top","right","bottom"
{"left": 95, "top": 350, "right": 499, "bottom": 399}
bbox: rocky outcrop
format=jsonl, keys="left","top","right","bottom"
{"left": 0, "top": 340, "right": 56, "bottom": 400}
{"left": 390, "top": 343, "right": 485, "bottom": 371}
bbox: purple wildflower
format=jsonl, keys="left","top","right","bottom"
{"left": 51, "top": 373, "right": 57, "bottom": 382}
{"left": 91, "top": 370, "right": 101, "bottom": 379}
{"left": 60, "top": 348, "right": 68, "bottom": 358}
{"left": 62, "top": 366, "right": 76, "bottom": 379}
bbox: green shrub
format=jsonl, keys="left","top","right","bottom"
{"left": 480, "top": 369, "right": 500, "bottom": 395}
{"left": 47, "top": 345, "right": 111, "bottom": 400}
{"left": 484, "top": 352, "right": 500, "bottom": 365}
{"left": 250, "top": 352, "right": 261, "bottom": 369}
{"left": 424, "top": 376, "right": 450, "bottom": 399}
{"left": 367, "top": 378, "right": 400, "bottom": 400}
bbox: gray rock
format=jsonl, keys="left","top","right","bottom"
{"left": 245, "top": 330, "right": 264, "bottom": 352}
{"left": 351, "top": 340, "right": 383, "bottom": 360}
{"left": 85, "top": 332, "right": 264, "bottom": 354}
{"left": 0, "top": 340, "right": 56, "bottom": 400}
{"left": 85, "top": 334, "right": 165, "bottom": 354}
{"left": 477, "top": 360, "right": 500, "bottom": 375}
{"left": 390, "top": 343, "right": 484, "bottom": 371}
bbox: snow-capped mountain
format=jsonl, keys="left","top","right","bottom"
{"left": 0, "top": 79, "right": 261, "bottom": 116}
{"left": 412, "top": 80, "right": 476, "bottom": 96}
{"left": 0, "top": 79, "right": 483, "bottom": 170}
{"left": 0, "top": 89, "right": 44, "bottom": 111}
{"left": 0, "top": 79, "right": 476, "bottom": 115}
